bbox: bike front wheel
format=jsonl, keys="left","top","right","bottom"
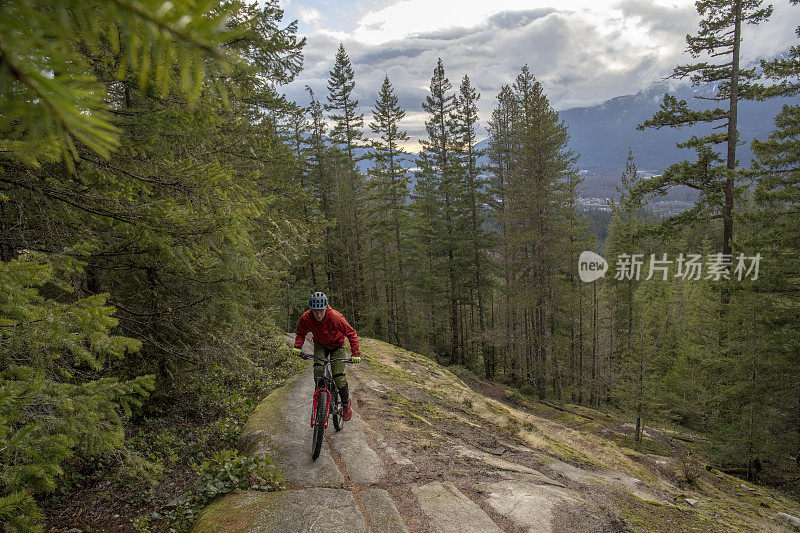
{"left": 312, "top": 390, "right": 327, "bottom": 460}
{"left": 332, "top": 390, "right": 343, "bottom": 431}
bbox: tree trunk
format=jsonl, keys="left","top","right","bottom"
{"left": 720, "top": 0, "right": 742, "bottom": 344}
{"left": 578, "top": 281, "right": 584, "bottom": 405}
{"left": 591, "top": 279, "right": 598, "bottom": 406}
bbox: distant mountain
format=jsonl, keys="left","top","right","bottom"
{"left": 556, "top": 82, "right": 800, "bottom": 198}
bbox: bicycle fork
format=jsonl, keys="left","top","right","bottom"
{"left": 311, "top": 387, "right": 332, "bottom": 428}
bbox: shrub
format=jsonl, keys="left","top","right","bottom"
{"left": 162, "top": 449, "right": 284, "bottom": 531}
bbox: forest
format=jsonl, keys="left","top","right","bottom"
{"left": 0, "top": 0, "right": 798, "bottom": 530}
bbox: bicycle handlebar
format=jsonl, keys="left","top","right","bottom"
{"left": 297, "top": 352, "right": 357, "bottom": 363}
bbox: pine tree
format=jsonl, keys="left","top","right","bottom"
{"left": 305, "top": 86, "right": 342, "bottom": 300}
{"left": 636, "top": 0, "right": 773, "bottom": 318}
{"left": 605, "top": 152, "right": 649, "bottom": 436}
{"left": 0, "top": 3, "right": 315, "bottom": 526}
{"left": 513, "top": 65, "right": 574, "bottom": 396}
{"left": 750, "top": 107, "right": 800, "bottom": 468}
{"left": 409, "top": 157, "right": 445, "bottom": 356}
{"left": 486, "top": 66, "right": 581, "bottom": 396}
{"left": 487, "top": 85, "right": 518, "bottom": 380}
{"left": 367, "top": 76, "right": 411, "bottom": 346}
{"left": 325, "top": 43, "right": 367, "bottom": 324}
{"left": 0, "top": 0, "right": 236, "bottom": 169}
{"left": 452, "top": 75, "right": 492, "bottom": 374}
{"left": 744, "top": 13, "right": 800, "bottom": 468}
{"left": 1, "top": 253, "right": 153, "bottom": 529}
{"left": 414, "top": 58, "right": 466, "bottom": 364}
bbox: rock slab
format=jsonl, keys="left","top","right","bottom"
{"left": 360, "top": 488, "right": 410, "bottom": 533}
{"left": 412, "top": 481, "right": 503, "bottom": 533}
{"left": 193, "top": 488, "right": 369, "bottom": 533}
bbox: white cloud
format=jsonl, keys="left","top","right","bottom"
{"left": 349, "top": 0, "right": 696, "bottom": 45}
{"left": 298, "top": 7, "right": 323, "bottom": 25}
{"left": 282, "top": 0, "right": 799, "bottom": 152}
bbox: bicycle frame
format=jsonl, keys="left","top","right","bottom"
{"left": 303, "top": 350, "right": 352, "bottom": 429}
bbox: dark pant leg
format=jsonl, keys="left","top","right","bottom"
{"left": 313, "top": 343, "right": 325, "bottom": 387}
{"left": 329, "top": 347, "right": 348, "bottom": 404}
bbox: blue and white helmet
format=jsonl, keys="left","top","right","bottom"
{"left": 309, "top": 291, "right": 328, "bottom": 310}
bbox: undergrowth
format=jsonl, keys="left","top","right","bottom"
{"left": 43, "top": 338, "right": 304, "bottom": 533}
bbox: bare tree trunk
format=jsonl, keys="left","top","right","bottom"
{"left": 591, "top": 279, "right": 598, "bottom": 406}
{"left": 570, "top": 320, "right": 576, "bottom": 403}
{"left": 537, "top": 298, "right": 547, "bottom": 398}
{"left": 550, "top": 294, "right": 562, "bottom": 401}
{"left": 578, "top": 281, "right": 584, "bottom": 405}
{"left": 747, "top": 355, "right": 756, "bottom": 481}
{"left": 636, "top": 332, "right": 643, "bottom": 443}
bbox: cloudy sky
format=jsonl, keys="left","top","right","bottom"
{"left": 276, "top": 0, "right": 797, "bottom": 151}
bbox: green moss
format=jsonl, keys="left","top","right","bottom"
{"left": 611, "top": 492, "right": 724, "bottom": 533}
{"left": 366, "top": 358, "right": 425, "bottom": 386}
{"left": 192, "top": 492, "right": 265, "bottom": 533}
{"left": 544, "top": 438, "right": 604, "bottom": 469}
{"left": 485, "top": 401, "right": 511, "bottom": 417}
{"left": 609, "top": 433, "right": 671, "bottom": 457}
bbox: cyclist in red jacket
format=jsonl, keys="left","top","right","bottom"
{"left": 292, "top": 292, "right": 361, "bottom": 421}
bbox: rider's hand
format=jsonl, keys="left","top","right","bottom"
{"left": 292, "top": 347, "right": 303, "bottom": 358}
{"left": 351, "top": 356, "right": 361, "bottom": 363}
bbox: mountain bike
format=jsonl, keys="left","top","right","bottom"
{"left": 296, "top": 348, "right": 356, "bottom": 460}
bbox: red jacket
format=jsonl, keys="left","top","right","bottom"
{"left": 294, "top": 306, "right": 360, "bottom": 357}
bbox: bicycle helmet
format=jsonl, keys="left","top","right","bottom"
{"left": 309, "top": 291, "right": 328, "bottom": 310}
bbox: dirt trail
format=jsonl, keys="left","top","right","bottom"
{"left": 193, "top": 337, "right": 800, "bottom": 532}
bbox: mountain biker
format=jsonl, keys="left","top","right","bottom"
{"left": 292, "top": 292, "right": 361, "bottom": 421}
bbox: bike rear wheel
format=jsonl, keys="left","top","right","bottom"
{"left": 312, "top": 390, "right": 327, "bottom": 460}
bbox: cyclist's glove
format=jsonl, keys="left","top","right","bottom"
{"left": 292, "top": 347, "right": 303, "bottom": 358}
{"left": 351, "top": 356, "right": 361, "bottom": 363}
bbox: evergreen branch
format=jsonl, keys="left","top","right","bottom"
{"left": 107, "top": 0, "right": 225, "bottom": 59}
{"left": 109, "top": 295, "right": 211, "bottom": 317}
{"left": 637, "top": 95, "right": 728, "bottom": 130}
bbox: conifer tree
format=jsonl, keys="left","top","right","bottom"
{"left": 415, "top": 58, "right": 465, "bottom": 364}
{"left": 744, "top": 9, "right": 800, "bottom": 467}
{"left": 305, "top": 86, "right": 341, "bottom": 297}
{"left": 487, "top": 66, "right": 580, "bottom": 396}
{"left": 0, "top": 4, "right": 314, "bottom": 526}
{"left": 452, "top": 74, "right": 492, "bottom": 373}
{"left": 605, "top": 152, "right": 649, "bottom": 436}
{"left": 513, "top": 65, "right": 574, "bottom": 396}
{"left": 409, "top": 159, "right": 445, "bottom": 355}
{"left": 325, "top": 43, "right": 366, "bottom": 323}
{"left": 636, "top": 0, "right": 773, "bottom": 307}
{"left": 750, "top": 109, "right": 800, "bottom": 467}
{"left": 367, "top": 76, "right": 411, "bottom": 346}
{"left": 487, "top": 85, "right": 518, "bottom": 379}
{"left": 0, "top": 0, "right": 236, "bottom": 168}
{"left": 1, "top": 254, "right": 153, "bottom": 529}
